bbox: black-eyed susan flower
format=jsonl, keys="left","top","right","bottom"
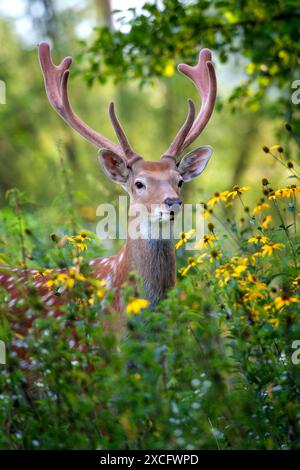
{"left": 231, "top": 256, "right": 248, "bottom": 266}
{"left": 67, "top": 231, "right": 91, "bottom": 252}
{"left": 203, "top": 209, "right": 212, "bottom": 219}
{"left": 197, "top": 233, "right": 218, "bottom": 249}
{"left": 196, "top": 253, "right": 208, "bottom": 264}
{"left": 227, "top": 185, "right": 251, "bottom": 200}
{"left": 261, "top": 215, "right": 272, "bottom": 229}
{"left": 268, "top": 191, "right": 277, "bottom": 200}
{"left": 179, "top": 257, "right": 196, "bottom": 276}
{"left": 175, "top": 229, "right": 195, "bottom": 250}
{"left": 248, "top": 235, "right": 269, "bottom": 244}
{"left": 126, "top": 298, "right": 149, "bottom": 315}
{"left": 261, "top": 242, "right": 285, "bottom": 257}
{"left": 280, "top": 186, "right": 299, "bottom": 198}
{"left": 253, "top": 202, "right": 270, "bottom": 215}
{"left": 207, "top": 191, "right": 229, "bottom": 208}
{"left": 44, "top": 268, "right": 85, "bottom": 289}
{"left": 274, "top": 293, "right": 298, "bottom": 310}
{"left": 215, "top": 264, "right": 231, "bottom": 286}
{"left": 270, "top": 144, "right": 284, "bottom": 152}
{"left": 250, "top": 251, "right": 262, "bottom": 264}
{"left": 88, "top": 280, "right": 108, "bottom": 305}
{"left": 268, "top": 318, "right": 280, "bottom": 328}
{"left": 292, "top": 276, "right": 300, "bottom": 288}
{"left": 232, "top": 264, "right": 247, "bottom": 277}
{"left": 268, "top": 186, "right": 300, "bottom": 200}
{"left": 243, "top": 289, "right": 266, "bottom": 302}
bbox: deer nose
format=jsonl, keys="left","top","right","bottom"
{"left": 164, "top": 197, "right": 182, "bottom": 207}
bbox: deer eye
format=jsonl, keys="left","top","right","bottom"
{"left": 178, "top": 179, "right": 184, "bottom": 188}
{"left": 135, "top": 181, "right": 145, "bottom": 189}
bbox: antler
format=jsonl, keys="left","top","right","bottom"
{"left": 108, "top": 102, "right": 142, "bottom": 165}
{"left": 161, "top": 99, "right": 195, "bottom": 162}
{"left": 38, "top": 42, "right": 141, "bottom": 162}
{"left": 161, "top": 48, "right": 217, "bottom": 162}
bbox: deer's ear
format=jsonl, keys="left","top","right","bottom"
{"left": 98, "top": 149, "right": 129, "bottom": 184}
{"left": 178, "top": 146, "right": 213, "bottom": 182}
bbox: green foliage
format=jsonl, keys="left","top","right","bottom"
{"left": 0, "top": 144, "right": 299, "bottom": 450}
{"left": 0, "top": 0, "right": 300, "bottom": 451}
{"left": 80, "top": 0, "right": 300, "bottom": 125}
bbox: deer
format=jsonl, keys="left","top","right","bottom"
{"left": 0, "top": 43, "right": 217, "bottom": 325}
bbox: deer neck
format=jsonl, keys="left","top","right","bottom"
{"left": 124, "top": 226, "right": 176, "bottom": 305}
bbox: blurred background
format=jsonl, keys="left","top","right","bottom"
{"left": 0, "top": 0, "right": 299, "bottom": 240}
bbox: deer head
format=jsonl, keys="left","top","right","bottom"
{"left": 38, "top": 43, "right": 217, "bottom": 230}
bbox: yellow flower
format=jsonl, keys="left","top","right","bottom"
{"left": 232, "top": 265, "right": 247, "bottom": 277}
{"left": 268, "top": 318, "right": 280, "bottom": 328}
{"left": 69, "top": 268, "right": 85, "bottom": 281}
{"left": 268, "top": 191, "right": 277, "bottom": 200}
{"left": 261, "top": 215, "right": 272, "bottom": 229}
{"left": 67, "top": 231, "right": 91, "bottom": 252}
{"left": 250, "top": 251, "right": 262, "bottom": 264}
{"left": 179, "top": 257, "right": 196, "bottom": 276}
{"left": 126, "top": 298, "right": 149, "bottom": 315}
{"left": 253, "top": 202, "right": 270, "bottom": 215}
{"left": 274, "top": 186, "right": 300, "bottom": 199}
{"left": 89, "top": 286, "right": 107, "bottom": 305}
{"left": 45, "top": 268, "right": 86, "bottom": 290}
{"left": 95, "top": 279, "right": 108, "bottom": 289}
{"left": 274, "top": 294, "right": 298, "bottom": 310}
{"left": 261, "top": 243, "right": 285, "bottom": 256}
{"left": 290, "top": 185, "right": 300, "bottom": 196}
{"left": 197, "top": 234, "right": 218, "bottom": 249}
{"left": 270, "top": 144, "right": 283, "bottom": 151}
{"left": 268, "top": 186, "right": 300, "bottom": 200}
{"left": 57, "top": 273, "right": 75, "bottom": 289}
{"left": 203, "top": 209, "right": 212, "bottom": 219}
{"left": 196, "top": 253, "right": 208, "bottom": 264}
{"left": 245, "top": 273, "right": 257, "bottom": 284}
{"left": 216, "top": 257, "right": 248, "bottom": 285}
{"left": 239, "top": 274, "right": 266, "bottom": 290}
{"left": 207, "top": 191, "right": 229, "bottom": 208}
{"left": 215, "top": 264, "right": 231, "bottom": 285}
{"left": 227, "top": 185, "right": 251, "bottom": 200}
{"left": 292, "top": 276, "right": 300, "bottom": 288}
{"left": 248, "top": 235, "right": 269, "bottom": 244}
{"left": 231, "top": 256, "right": 248, "bottom": 266}
{"left": 243, "top": 290, "right": 265, "bottom": 302}
{"left": 41, "top": 269, "right": 53, "bottom": 277}
{"left": 238, "top": 273, "right": 268, "bottom": 302}
{"left": 175, "top": 229, "right": 195, "bottom": 249}
{"left": 44, "top": 278, "right": 56, "bottom": 288}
